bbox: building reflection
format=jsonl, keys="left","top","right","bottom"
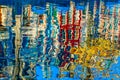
{"left": 0, "top": 0, "right": 120, "bottom": 79}
{"left": 0, "top": 5, "right": 13, "bottom": 79}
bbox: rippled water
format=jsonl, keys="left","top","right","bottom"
{"left": 0, "top": 0, "right": 120, "bottom": 80}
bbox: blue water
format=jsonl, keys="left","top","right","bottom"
{"left": 0, "top": 0, "right": 120, "bottom": 80}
